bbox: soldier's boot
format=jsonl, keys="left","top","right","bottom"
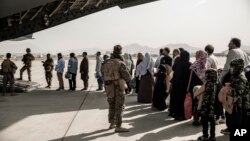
{"left": 108, "top": 123, "right": 116, "bottom": 129}
{"left": 10, "top": 85, "right": 16, "bottom": 96}
{"left": 28, "top": 77, "right": 31, "bottom": 82}
{"left": 18, "top": 71, "right": 23, "bottom": 80}
{"left": 2, "top": 87, "right": 7, "bottom": 96}
{"left": 115, "top": 127, "right": 129, "bottom": 133}
{"left": 18, "top": 75, "right": 23, "bottom": 80}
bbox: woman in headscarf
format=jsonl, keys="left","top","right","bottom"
{"left": 124, "top": 53, "right": 132, "bottom": 94}
{"left": 135, "top": 53, "right": 144, "bottom": 93}
{"left": 136, "top": 53, "right": 155, "bottom": 103}
{"left": 152, "top": 64, "right": 168, "bottom": 111}
{"left": 124, "top": 53, "right": 132, "bottom": 72}
{"left": 129, "top": 54, "right": 135, "bottom": 77}
{"left": 189, "top": 50, "right": 210, "bottom": 125}
{"left": 170, "top": 50, "right": 192, "bottom": 119}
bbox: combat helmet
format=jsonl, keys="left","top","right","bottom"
{"left": 26, "top": 48, "right": 31, "bottom": 53}
{"left": 113, "top": 45, "right": 122, "bottom": 55}
{"left": 112, "top": 45, "right": 124, "bottom": 61}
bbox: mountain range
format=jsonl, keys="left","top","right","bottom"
{"left": 62, "top": 43, "right": 201, "bottom": 55}
{"left": 1, "top": 42, "right": 249, "bottom": 56}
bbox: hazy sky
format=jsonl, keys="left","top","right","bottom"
{"left": 1, "top": 0, "right": 250, "bottom": 53}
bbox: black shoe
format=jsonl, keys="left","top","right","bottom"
{"left": 56, "top": 88, "right": 62, "bottom": 91}
{"left": 208, "top": 137, "right": 216, "bottom": 141}
{"left": 197, "top": 136, "right": 209, "bottom": 141}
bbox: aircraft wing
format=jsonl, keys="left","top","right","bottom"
{"left": 0, "top": 0, "right": 159, "bottom": 42}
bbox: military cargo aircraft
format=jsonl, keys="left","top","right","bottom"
{"left": 0, "top": 0, "right": 159, "bottom": 42}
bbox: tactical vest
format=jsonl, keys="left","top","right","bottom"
{"left": 1, "top": 60, "right": 17, "bottom": 73}
{"left": 102, "top": 59, "right": 121, "bottom": 81}
{"left": 22, "top": 54, "right": 34, "bottom": 65}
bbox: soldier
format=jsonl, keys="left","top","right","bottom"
{"left": 1, "top": 53, "right": 18, "bottom": 96}
{"left": 101, "top": 45, "right": 131, "bottom": 132}
{"left": 18, "top": 48, "right": 35, "bottom": 81}
{"left": 197, "top": 69, "right": 221, "bottom": 141}
{"left": 80, "top": 52, "right": 89, "bottom": 91}
{"left": 42, "top": 54, "right": 54, "bottom": 88}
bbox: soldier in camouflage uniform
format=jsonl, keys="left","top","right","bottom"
{"left": 19, "top": 48, "right": 35, "bottom": 81}
{"left": 101, "top": 45, "right": 131, "bottom": 132}
{"left": 225, "top": 58, "right": 249, "bottom": 132}
{"left": 42, "top": 54, "right": 54, "bottom": 88}
{"left": 1, "top": 53, "right": 18, "bottom": 96}
{"left": 197, "top": 69, "right": 221, "bottom": 141}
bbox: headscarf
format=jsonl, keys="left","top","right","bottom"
{"left": 136, "top": 53, "right": 144, "bottom": 66}
{"left": 230, "top": 58, "right": 244, "bottom": 76}
{"left": 174, "top": 50, "right": 190, "bottom": 70}
{"left": 190, "top": 50, "right": 209, "bottom": 83}
{"left": 136, "top": 53, "right": 154, "bottom": 79}
{"left": 180, "top": 50, "right": 190, "bottom": 63}
{"left": 124, "top": 53, "right": 132, "bottom": 71}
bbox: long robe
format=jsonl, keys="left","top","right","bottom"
{"left": 137, "top": 71, "right": 154, "bottom": 103}
{"left": 170, "top": 51, "right": 192, "bottom": 118}
{"left": 135, "top": 60, "right": 143, "bottom": 93}
{"left": 152, "top": 65, "right": 167, "bottom": 110}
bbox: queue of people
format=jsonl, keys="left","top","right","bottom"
{"left": 1, "top": 38, "right": 250, "bottom": 139}
{"left": 132, "top": 38, "right": 250, "bottom": 140}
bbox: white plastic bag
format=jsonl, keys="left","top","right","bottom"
{"left": 166, "top": 95, "right": 170, "bottom": 106}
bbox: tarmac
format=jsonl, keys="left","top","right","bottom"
{"left": 0, "top": 60, "right": 229, "bottom": 141}
{"left": 0, "top": 85, "right": 229, "bottom": 141}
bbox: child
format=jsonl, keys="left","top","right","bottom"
{"left": 224, "top": 59, "right": 248, "bottom": 133}
{"left": 197, "top": 69, "right": 221, "bottom": 141}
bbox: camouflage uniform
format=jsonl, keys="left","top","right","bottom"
{"left": 101, "top": 46, "right": 131, "bottom": 130}
{"left": 200, "top": 69, "right": 221, "bottom": 139}
{"left": 226, "top": 58, "right": 249, "bottom": 129}
{"left": 1, "top": 59, "right": 17, "bottom": 95}
{"left": 43, "top": 58, "right": 54, "bottom": 87}
{"left": 20, "top": 52, "right": 35, "bottom": 81}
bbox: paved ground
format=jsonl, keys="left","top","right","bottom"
{"left": 0, "top": 59, "right": 229, "bottom": 141}
{"left": 0, "top": 85, "right": 229, "bottom": 141}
